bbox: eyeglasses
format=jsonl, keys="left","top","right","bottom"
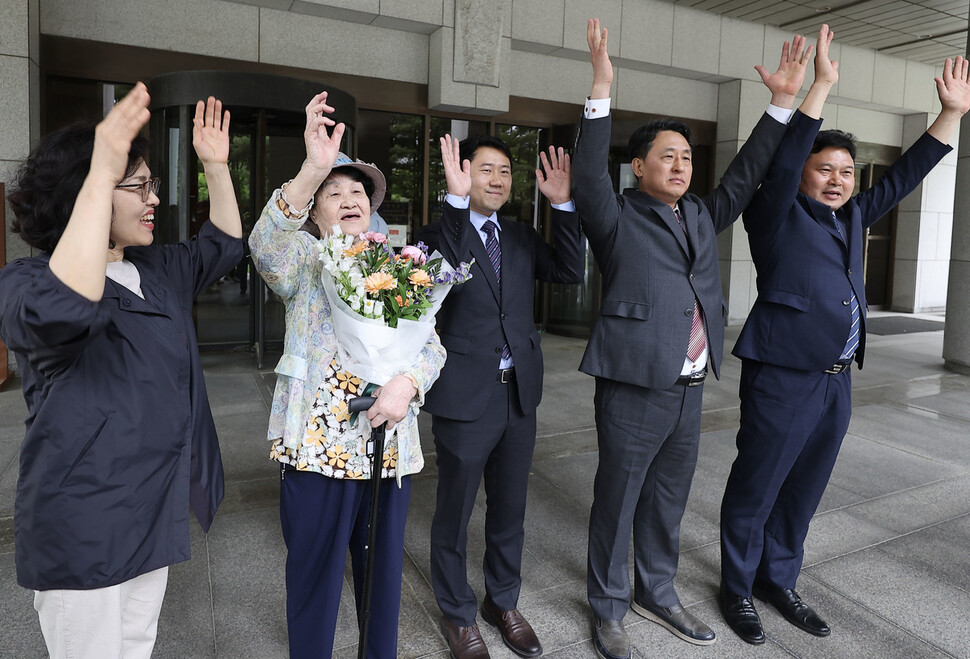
{"left": 116, "top": 177, "right": 161, "bottom": 202}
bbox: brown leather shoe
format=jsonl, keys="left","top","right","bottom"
{"left": 440, "top": 617, "right": 490, "bottom": 659}
{"left": 481, "top": 595, "right": 543, "bottom": 657}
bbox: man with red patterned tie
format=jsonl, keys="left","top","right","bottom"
{"left": 572, "top": 19, "right": 809, "bottom": 659}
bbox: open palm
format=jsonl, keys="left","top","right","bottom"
{"left": 192, "top": 97, "right": 230, "bottom": 167}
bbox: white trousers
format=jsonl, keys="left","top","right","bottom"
{"left": 33, "top": 566, "right": 169, "bottom": 659}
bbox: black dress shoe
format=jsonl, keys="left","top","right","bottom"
{"left": 631, "top": 600, "right": 715, "bottom": 645}
{"left": 719, "top": 587, "right": 765, "bottom": 645}
{"left": 753, "top": 580, "right": 830, "bottom": 637}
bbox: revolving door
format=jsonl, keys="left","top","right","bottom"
{"left": 147, "top": 72, "right": 357, "bottom": 366}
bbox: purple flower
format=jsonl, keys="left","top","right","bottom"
{"left": 433, "top": 259, "right": 474, "bottom": 285}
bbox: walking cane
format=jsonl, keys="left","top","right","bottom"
{"left": 347, "top": 395, "right": 387, "bottom": 659}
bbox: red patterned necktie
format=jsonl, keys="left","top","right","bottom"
{"left": 675, "top": 208, "right": 707, "bottom": 362}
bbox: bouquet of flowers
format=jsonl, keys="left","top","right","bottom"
{"left": 318, "top": 229, "right": 472, "bottom": 385}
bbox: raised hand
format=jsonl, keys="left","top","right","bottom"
{"left": 927, "top": 55, "right": 970, "bottom": 143}
{"left": 587, "top": 18, "right": 613, "bottom": 99}
{"left": 536, "top": 146, "right": 571, "bottom": 205}
{"left": 440, "top": 133, "right": 471, "bottom": 198}
{"left": 90, "top": 82, "right": 151, "bottom": 185}
{"left": 192, "top": 96, "right": 231, "bottom": 167}
{"left": 304, "top": 91, "right": 345, "bottom": 176}
{"left": 756, "top": 33, "right": 813, "bottom": 109}
{"left": 937, "top": 55, "right": 970, "bottom": 116}
{"left": 813, "top": 24, "right": 839, "bottom": 88}
{"left": 53, "top": 82, "right": 152, "bottom": 300}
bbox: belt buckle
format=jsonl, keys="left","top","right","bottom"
{"left": 824, "top": 362, "right": 848, "bottom": 374}
{"left": 498, "top": 368, "right": 515, "bottom": 383}
{"left": 686, "top": 368, "right": 707, "bottom": 386}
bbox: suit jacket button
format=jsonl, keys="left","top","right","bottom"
{"left": 842, "top": 299, "right": 850, "bottom": 305}
{"left": 123, "top": 299, "right": 131, "bottom": 307}
{"left": 495, "top": 347, "right": 502, "bottom": 354}
{"left": 500, "top": 313, "right": 507, "bottom": 320}
{"left": 684, "top": 308, "right": 692, "bottom": 316}
{"left": 847, "top": 268, "right": 853, "bottom": 275}
{"left": 689, "top": 273, "right": 695, "bottom": 281}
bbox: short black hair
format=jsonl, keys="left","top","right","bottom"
{"left": 9, "top": 123, "right": 148, "bottom": 252}
{"left": 811, "top": 129, "right": 857, "bottom": 161}
{"left": 459, "top": 135, "right": 512, "bottom": 165}
{"left": 628, "top": 119, "right": 692, "bottom": 161}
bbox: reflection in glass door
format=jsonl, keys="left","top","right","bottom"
{"left": 147, "top": 72, "right": 358, "bottom": 365}
{"left": 191, "top": 131, "right": 256, "bottom": 346}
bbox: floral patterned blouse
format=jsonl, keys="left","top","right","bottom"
{"left": 250, "top": 186, "right": 446, "bottom": 482}
{"left": 270, "top": 357, "right": 399, "bottom": 479}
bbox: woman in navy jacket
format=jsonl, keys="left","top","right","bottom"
{"left": 0, "top": 84, "right": 242, "bottom": 658}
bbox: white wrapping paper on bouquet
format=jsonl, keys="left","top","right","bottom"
{"left": 319, "top": 251, "right": 458, "bottom": 386}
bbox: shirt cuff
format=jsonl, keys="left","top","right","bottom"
{"left": 551, "top": 199, "right": 576, "bottom": 212}
{"left": 766, "top": 104, "right": 794, "bottom": 124}
{"left": 584, "top": 97, "right": 611, "bottom": 120}
{"left": 445, "top": 193, "right": 470, "bottom": 209}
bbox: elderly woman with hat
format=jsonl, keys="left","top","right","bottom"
{"left": 249, "top": 91, "right": 445, "bottom": 657}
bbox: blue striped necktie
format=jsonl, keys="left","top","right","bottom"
{"left": 482, "top": 220, "right": 502, "bottom": 285}
{"left": 481, "top": 220, "right": 512, "bottom": 363}
{"left": 835, "top": 211, "right": 860, "bottom": 361}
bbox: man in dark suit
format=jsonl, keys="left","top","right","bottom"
{"left": 719, "top": 26, "right": 970, "bottom": 645}
{"left": 573, "top": 19, "right": 810, "bottom": 659}
{"left": 419, "top": 135, "right": 584, "bottom": 658}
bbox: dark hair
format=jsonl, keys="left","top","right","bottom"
{"left": 304, "top": 166, "right": 377, "bottom": 237}
{"left": 9, "top": 123, "right": 148, "bottom": 252}
{"left": 330, "top": 166, "right": 376, "bottom": 202}
{"left": 628, "top": 119, "right": 692, "bottom": 161}
{"left": 811, "top": 129, "right": 857, "bottom": 161}
{"left": 459, "top": 135, "right": 512, "bottom": 165}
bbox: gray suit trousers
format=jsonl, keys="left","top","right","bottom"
{"left": 587, "top": 376, "right": 704, "bottom": 619}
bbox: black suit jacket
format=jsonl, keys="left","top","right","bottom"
{"left": 733, "top": 110, "right": 952, "bottom": 370}
{"left": 418, "top": 202, "right": 584, "bottom": 421}
{"left": 572, "top": 111, "right": 788, "bottom": 389}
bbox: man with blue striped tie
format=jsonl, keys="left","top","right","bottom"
{"left": 719, "top": 26, "right": 970, "bottom": 646}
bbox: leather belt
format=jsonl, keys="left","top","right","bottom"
{"left": 824, "top": 361, "right": 851, "bottom": 374}
{"left": 497, "top": 367, "right": 516, "bottom": 383}
{"left": 675, "top": 368, "right": 707, "bottom": 387}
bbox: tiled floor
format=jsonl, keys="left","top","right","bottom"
{"left": 1, "top": 321, "right": 967, "bottom": 658}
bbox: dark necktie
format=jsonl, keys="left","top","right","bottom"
{"left": 834, "top": 211, "right": 860, "bottom": 360}
{"left": 481, "top": 220, "right": 512, "bottom": 363}
{"left": 482, "top": 220, "right": 502, "bottom": 285}
{"left": 675, "top": 208, "right": 706, "bottom": 362}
